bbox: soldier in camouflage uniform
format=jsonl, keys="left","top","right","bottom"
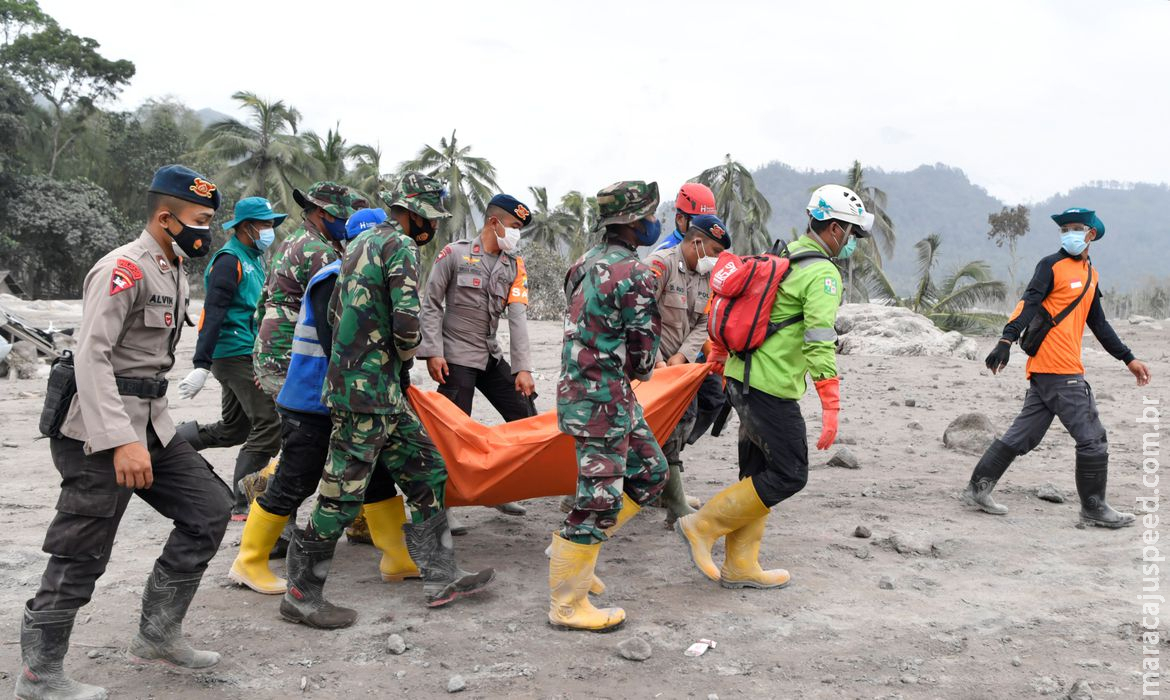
{"left": 548, "top": 180, "right": 668, "bottom": 633}
{"left": 280, "top": 173, "right": 494, "bottom": 630}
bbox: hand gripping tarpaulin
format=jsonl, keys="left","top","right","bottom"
{"left": 406, "top": 363, "right": 712, "bottom": 507}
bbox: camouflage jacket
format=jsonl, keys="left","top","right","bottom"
{"left": 324, "top": 219, "right": 422, "bottom": 414}
{"left": 556, "top": 240, "right": 661, "bottom": 438}
{"left": 253, "top": 219, "right": 341, "bottom": 376}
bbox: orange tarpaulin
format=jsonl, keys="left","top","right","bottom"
{"left": 407, "top": 363, "right": 712, "bottom": 507}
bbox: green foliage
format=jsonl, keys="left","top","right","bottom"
{"left": 693, "top": 154, "right": 772, "bottom": 254}
{"left": 987, "top": 203, "right": 1030, "bottom": 294}
{"left": 0, "top": 73, "right": 31, "bottom": 175}
{"left": 520, "top": 187, "right": 599, "bottom": 260}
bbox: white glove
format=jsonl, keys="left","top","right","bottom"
{"left": 179, "top": 368, "right": 210, "bottom": 400}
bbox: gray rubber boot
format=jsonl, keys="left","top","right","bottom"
{"left": 493, "top": 501, "right": 527, "bottom": 516}
{"left": 128, "top": 563, "right": 219, "bottom": 669}
{"left": 1076, "top": 453, "right": 1136, "bottom": 528}
{"left": 174, "top": 420, "right": 206, "bottom": 451}
{"left": 961, "top": 439, "right": 1015, "bottom": 515}
{"left": 660, "top": 461, "right": 697, "bottom": 526}
{"left": 280, "top": 531, "right": 357, "bottom": 629}
{"left": 403, "top": 510, "right": 494, "bottom": 608}
{"left": 15, "top": 605, "right": 107, "bottom": 700}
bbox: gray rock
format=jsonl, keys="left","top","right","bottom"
{"left": 827, "top": 447, "right": 860, "bottom": 469}
{"left": 1011, "top": 655, "right": 1022, "bottom": 667}
{"left": 1036, "top": 483, "right": 1065, "bottom": 503}
{"left": 879, "top": 575, "right": 896, "bottom": 590}
{"left": 447, "top": 675, "right": 466, "bottom": 693}
{"left": 1066, "top": 679, "right": 1093, "bottom": 700}
{"left": 904, "top": 398, "right": 916, "bottom": 407}
{"left": 617, "top": 637, "right": 652, "bottom": 661}
{"left": 1032, "top": 675, "right": 1061, "bottom": 695}
{"left": 386, "top": 633, "right": 407, "bottom": 655}
{"left": 8, "top": 341, "right": 40, "bottom": 379}
{"left": 853, "top": 525, "right": 872, "bottom": 539}
{"left": 907, "top": 421, "right": 923, "bottom": 431}
{"left": 943, "top": 413, "right": 999, "bottom": 455}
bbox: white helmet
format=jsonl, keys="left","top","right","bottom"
{"left": 806, "top": 185, "right": 874, "bottom": 236}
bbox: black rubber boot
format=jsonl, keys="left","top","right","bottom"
{"left": 403, "top": 510, "right": 494, "bottom": 608}
{"left": 961, "top": 439, "right": 1015, "bottom": 515}
{"left": 231, "top": 452, "right": 270, "bottom": 516}
{"left": 174, "top": 420, "right": 206, "bottom": 451}
{"left": 1076, "top": 453, "right": 1136, "bottom": 528}
{"left": 280, "top": 531, "right": 357, "bottom": 629}
{"left": 270, "top": 517, "right": 296, "bottom": 560}
{"left": 127, "top": 563, "right": 219, "bottom": 669}
{"left": 15, "top": 604, "right": 107, "bottom": 700}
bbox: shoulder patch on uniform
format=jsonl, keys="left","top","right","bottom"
{"left": 823, "top": 277, "right": 838, "bottom": 295}
{"left": 110, "top": 268, "right": 136, "bottom": 296}
{"left": 116, "top": 258, "right": 144, "bottom": 280}
{"left": 436, "top": 245, "right": 453, "bottom": 262}
{"left": 650, "top": 259, "right": 668, "bottom": 278}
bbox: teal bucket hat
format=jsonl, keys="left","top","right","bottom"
{"left": 221, "top": 196, "right": 288, "bottom": 231}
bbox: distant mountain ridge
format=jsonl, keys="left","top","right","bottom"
{"left": 751, "top": 162, "right": 1170, "bottom": 295}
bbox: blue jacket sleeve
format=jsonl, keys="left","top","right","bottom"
{"left": 193, "top": 254, "right": 239, "bottom": 369}
{"left": 1086, "top": 288, "right": 1135, "bottom": 364}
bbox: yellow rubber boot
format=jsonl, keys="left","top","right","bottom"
{"left": 590, "top": 494, "right": 641, "bottom": 596}
{"left": 720, "top": 514, "right": 790, "bottom": 589}
{"left": 547, "top": 535, "right": 625, "bottom": 632}
{"left": 675, "top": 477, "right": 770, "bottom": 581}
{"left": 229, "top": 502, "right": 289, "bottom": 594}
{"left": 363, "top": 497, "right": 421, "bottom": 582}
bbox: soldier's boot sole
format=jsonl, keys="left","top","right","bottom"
{"left": 425, "top": 569, "right": 495, "bottom": 608}
{"left": 278, "top": 597, "right": 357, "bottom": 630}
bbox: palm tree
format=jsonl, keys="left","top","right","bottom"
{"left": 864, "top": 233, "right": 1006, "bottom": 332}
{"left": 194, "top": 91, "right": 314, "bottom": 215}
{"left": 522, "top": 186, "right": 565, "bottom": 251}
{"left": 693, "top": 154, "right": 772, "bottom": 254}
{"left": 834, "top": 161, "right": 898, "bottom": 301}
{"left": 302, "top": 123, "right": 348, "bottom": 182}
{"left": 345, "top": 142, "right": 384, "bottom": 200}
{"left": 555, "top": 190, "right": 599, "bottom": 260}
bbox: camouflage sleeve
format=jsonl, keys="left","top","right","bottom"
{"left": 416, "top": 244, "right": 454, "bottom": 359}
{"left": 622, "top": 262, "right": 662, "bottom": 382}
{"left": 388, "top": 239, "right": 422, "bottom": 360}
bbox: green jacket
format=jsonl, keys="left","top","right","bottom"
{"left": 201, "top": 235, "right": 265, "bottom": 360}
{"left": 724, "top": 236, "right": 842, "bottom": 399}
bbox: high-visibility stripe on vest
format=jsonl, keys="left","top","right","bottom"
{"left": 276, "top": 260, "right": 340, "bottom": 415}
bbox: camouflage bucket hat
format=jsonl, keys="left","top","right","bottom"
{"left": 379, "top": 171, "right": 451, "bottom": 220}
{"left": 595, "top": 180, "right": 660, "bottom": 229}
{"left": 293, "top": 181, "right": 363, "bottom": 219}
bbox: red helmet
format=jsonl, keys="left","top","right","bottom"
{"left": 675, "top": 183, "right": 717, "bottom": 216}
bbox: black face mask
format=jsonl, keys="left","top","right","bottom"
{"left": 165, "top": 212, "right": 213, "bottom": 258}
{"left": 407, "top": 216, "right": 437, "bottom": 246}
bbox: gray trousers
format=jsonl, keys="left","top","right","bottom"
{"left": 999, "top": 373, "right": 1108, "bottom": 458}
{"left": 197, "top": 355, "right": 282, "bottom": 457}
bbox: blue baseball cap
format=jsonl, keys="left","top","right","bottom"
{"left": 344, "top": 207, "right": 387, "bottom": 239}
{"left": 487, "top": 193, "right": 533, "bottom": 228}
{"left": 1051, "top": 207, "right": 1105, "bottom": 240}
{"left": 221, "top": 196, "right": 287, "bottom": 231}
{"left": 690, "top": 214, "right": 732, "bottom": 249}
{"left": 148, "top": 164, "right": 221, "bottom": 211}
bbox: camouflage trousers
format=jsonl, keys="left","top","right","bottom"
{"left": 307, "top": 409, "right": 447, "bottom": 541}
{"left": 560, "top": 415, "right": 669, "bottom": 544}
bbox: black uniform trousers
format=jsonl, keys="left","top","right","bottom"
{"left": 439, "top": 355, "right": 536, "bottom": 420}
{"left": 725, "top": 379, "right": 809, "bottom": 508}
{"left": 257, "top": 408, "right": 398, "bottom": 517}
{"left": 32, "top": 425, "right": 233, "bottom": 611}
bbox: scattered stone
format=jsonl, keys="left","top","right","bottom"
{"left": 854, "top": 547, "right": 871, "bottom": 560}
{"left": 395, "top": 671, "right": 406, "bottom": 679}
{"left": 879, "top": 575, "right": 896, "bottom": 590}
{"left": 1094, "top": 391, "right": 1115, "bottom": 402}
{"left": 1035, "top": 483, "right": 1065, "bottom": 503}
{"left": 617, "top": 637, "right": 652, "bottom": 661}
{"left": 86, "top": 649, "right": 101, "bottom": 659}
{"left": 907, "top": 421, "right": 923, "bottom": 431}
{"left": 506, "top": 623, "right": 518, "bottom": 633}
{"left": 943, "top": 413, "right": 999, "bottom": 455}
{"left": 2, "top": 440, "right": 16, "bottom": 448}
{"left": 708, "top": 695, "right": 719, "bottom": 700}
{"left": 1011, "top": 656, "right": 1022, "bottom": 667}
{"left": 386, "top": 633, "right": 407, "bottom": 655}
{"left": 447, "top": 674, "right": 466, "bottom": 693}
{"left": 8, "top": 341, "right": 40, "bottom": 379}
{"left": 900, "top": 674, "right": 918, "bottom": 684}
{"left": 886, "top": 531, "right": 935, "bottom": 556}
{"left": 904, "top": 398, "right": 916, "bottom": 407}
{"left": 1032, "top": 675, "right": 1061, "bottom": 695}
{"left": 827, "top": 447, "right": 860, "bottom": 469}
{"left": 835, "top": 304, "right": 980, "bottom": 359}
{"left": 853, "top": 525, "right": 872, "bottom": 539}
{"left": 300, "top": 676, "right": 308, "bottom": 692}
{"left": 1066, "top": 678, "right": 1093, "bottom": 700}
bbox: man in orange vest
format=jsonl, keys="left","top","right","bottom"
{"left": 965, "top": 207, "right": 1151, "bottom": 527}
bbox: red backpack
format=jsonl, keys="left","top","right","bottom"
{"left": 707, "top": 242, "right": 829, "bottom": 391}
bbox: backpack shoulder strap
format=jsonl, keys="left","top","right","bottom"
{"left": 1051, "top": 263, "right": 1093, "bottom": 326}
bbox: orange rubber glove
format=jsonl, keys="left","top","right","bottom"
{"left": 814, "top": 376, "right": 840, "bottom": 450}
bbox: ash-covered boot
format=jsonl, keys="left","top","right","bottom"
{"left": 403, "top": 510, "right": 494, "bottom": 607}
{"left": 1076, "top": 453, "right": 1136, "bottom": 528}
{"left": 231, "top": 452, "right": 270, "bottom": 520}
{"left": 128, "top": 563, "right": 219, "bottom": 669}
{"left": 174, "top": 420, "right": 206, "bottom": 451}
{"left": 15, "top": 605, "right": 107, "bottom": 700}
{"left": 280, "top": 531, "right": 357, "bottom": 629}
{"left": 960, "top": 439, "right": 1015, "bottom": 515}
{"left": 660, "top": 461, "right": 697, "bottom": 527}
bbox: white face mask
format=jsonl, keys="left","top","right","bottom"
{"left": 693, "top": 239, "right": 719, "bottom": 275}
{"left": 495, "top": 221, "right": 521, "bottom": 253}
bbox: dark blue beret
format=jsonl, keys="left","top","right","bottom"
{"left": 1051, "top": 207, "right": 1105, "bottom": 239}
{"left": 149, "top": 164, "right": 221, "bottom": 211}
{"left": 691, "top": 214, "right": 732, "bottom": 249}
{"left": 488, "top": 193, "right": 532, "bottom": 228}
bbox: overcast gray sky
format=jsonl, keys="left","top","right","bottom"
{"left": 40, "top": 0, "right": 1170, "bottom": 206}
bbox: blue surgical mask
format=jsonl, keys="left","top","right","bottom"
{"left": 1061, "top": 230, "right": 1089, "bottom": 256}
{"left": 837, "top": 236, "right": 857, "bottom": 259}
{"left": 322, "top": 215, "right": 349, "bottom": 241}
{"left": 255, "top": 227, "right": 275, "bottom": 252}
{"left": 636, "top": 217, "right": 662, "bottom": 246}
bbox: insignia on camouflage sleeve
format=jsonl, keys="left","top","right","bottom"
{"left": 110, "top": 268, "right": 136, "bottom": 295}
{"left": 116, "top": 258, "right": 144, "bottom": 280}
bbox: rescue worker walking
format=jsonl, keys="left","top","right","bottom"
{"left": 280, "top": 173, "right": 493, "bottom": 630}
{"left": 418, "top": 193, "right": 536, "bottom": 528}
{"left": 175, "top": 197, "right": 285, "bottom": 519}
{"left": 964, "top": 207, "right": 1151, "bottom": 527}
{"left": 644, "top": 214, "right": 731, "bottom": 525}
{"left": 676, "top": 185, "right": 869, "bottom": 589}
{"left": 18, "top": 166, "right": 234, "bottom": 700}
{"left": 549, "top": 180, "right": 668, "bottom": 633}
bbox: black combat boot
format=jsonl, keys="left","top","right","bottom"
{"left": 1076, "top": 453, "right": 1136, "bottom": 528}
{"left": 15, "top": 604, "right": 107, "bottom": 700}
{"left": 403, "top": 510, "right": 494, "bottom": 607}
{"left": 174, "top": 420, "right": 206, "bottom": 451}
{"left": 961, "top": 439, "right": 1016, "bottom": 515}
{"left": 128, "top": 563, "right": 219, "bottom": 669}
{"left": 280, "top": 531, "right": 357, "bottom": 629}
